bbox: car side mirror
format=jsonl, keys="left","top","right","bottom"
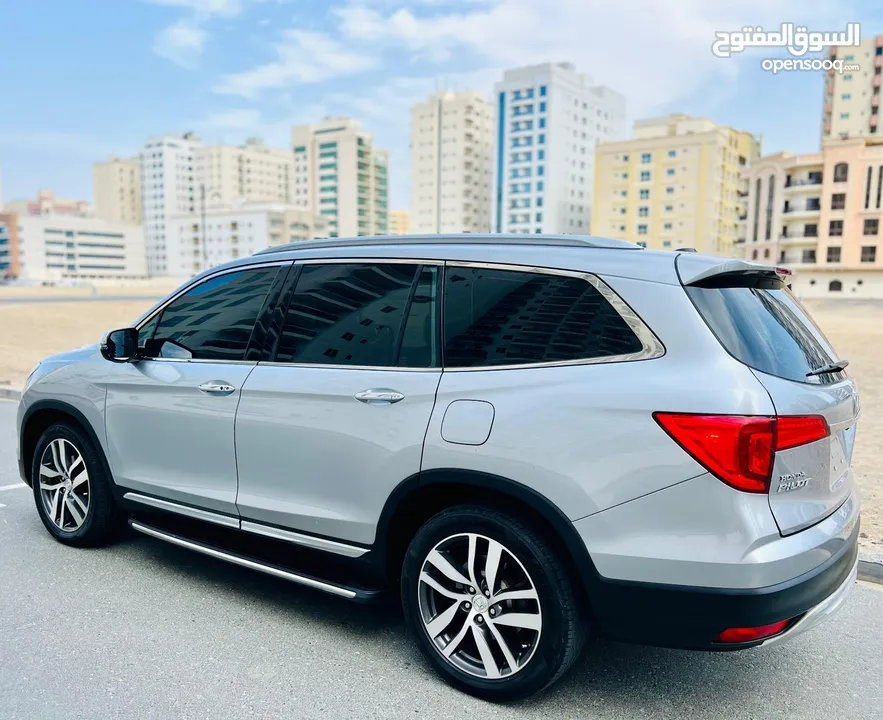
{"left": 101, "top": 328, "right": 139, "bottom": 363}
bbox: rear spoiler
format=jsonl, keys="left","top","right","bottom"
{"left": 678, "top": 257, "right": 793, "bottom": 289}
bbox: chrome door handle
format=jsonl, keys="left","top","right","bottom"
{"left": 198, "top": 381, "right": 236, "bottom": 395}
{"left": 354, "top": 388, "right": 405, "bottom": 405}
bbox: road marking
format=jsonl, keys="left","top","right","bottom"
{"left": 0, "top": 483, "right": 27, "bottom": 492}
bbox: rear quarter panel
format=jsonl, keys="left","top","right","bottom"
{"left": 422, "top": 277, "right": 778, "bottom": 520}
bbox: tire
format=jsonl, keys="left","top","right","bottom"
{"left": 31, "top": 422, "right": 120, "bottom": 547}
{"left": 401, "top": 505, "right": 587, "bottom": 701}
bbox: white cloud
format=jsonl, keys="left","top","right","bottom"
{"left": 143, "top": 0, "right": 245, "bottom": 17}
{"left": 333, "top": 0, "right": 856, "bottom": 116}
{"left": 153, "top": 19, "right": 207, "bottom": 68}
{"left": 213, "top": 29, "right": 379, "bottom": 98}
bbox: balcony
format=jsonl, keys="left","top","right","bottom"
{"left": 784, "top": 177, "right": 823, "bottom": 192}
{"left": 780, "top": 233, "right": 819, "bottom": 245}
{"left": 782, "top": 204, "right": 821, "bottom": 219}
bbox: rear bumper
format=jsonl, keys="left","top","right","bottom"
{"left": 586, "top": 520, "right": 859, "bottom": 650}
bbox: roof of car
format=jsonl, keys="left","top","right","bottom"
{"left": 254, "top": 233, "right": 642, "bottom": 255}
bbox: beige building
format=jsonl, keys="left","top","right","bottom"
{"left": 388, "top": 209, "right": 411, "bottom": 235}
{"left": 411, "top": 91, "right": 492, "bottom": 233}
{"left": 167, "top": 201, "right": 328, "bottom": 274}
{"left": 822, "top": 34, "right": 883, "bottom": 141}
{"left": 93, "top": 156, "right": 142, "bottom": 225}
{"left": 4, "top": 189, "right": 92, "bottom": 218}
{"left": 291, "top": 117, "right": 389, "bottom": 238}
{"left": 593, "top": 114, "right": 760, "bottom": 256}
{"left": 199, "top": 138, "right": 294, "bottom": 206}
{"left": 741, "top": 137, "right": 883, "bottom": 298}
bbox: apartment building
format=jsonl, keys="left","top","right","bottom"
{"left": 388, "top": 209, "right": 411, "bottom": 235}
{"left": 93, "top": 156, "right": 142, "bottom": 225}
{"left": 15, "top": 213, "right": 146, "bottom": 283}
{"left": 593, "top": 114, "right": 760, "bottom": 256}
{"left": 0, "top": 212, "right": 20, "bottom": 278}
{"left": 493, "top": 62, "right": 626, "bottom": 235}
{"left": 291, "top": 117, "right": 389, "bottom": 238}
{"left": 822, "top": 33, "right": 883, "bottom": 141}
{"left": 411, "top": 91, "right": 493, "bottom": 233}
{"left": 140, "top": 133, "right": 202, "bottom": 276}
{"left": 167, "top": 201, "right": 329, "bottom": 273}
{"left": 742, "top": 136, "right": 883, "bottom": 298}
{"left": 200, "top": 138, "right": 294, "bottom": 206}
{"left": 4, "top": 189, "right": 92, "bottom": 218}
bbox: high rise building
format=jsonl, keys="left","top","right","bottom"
{"left": 410, "top": 91, "right": 492, "bottom": 233}
{"left": 93, "top": 156, "right": 142, "bottom": 225}
{"left": 741, "top": 136, "right": 883, "bottom": 298}
{"left": 493, "top": 62, "right": 626, "bottom": 235}
{"left": 592, "top": 114, "right": 761, "bottom": 256}
{"left": 200, "top": 138, "right": 294, "bottom": 205}
{"left": 291, "top": 117, "right": 389, "bottom": 238}
{"left": 822, "top": 34, "right": 883, "bottom": 141}
{"left": 388, "top": 209, "right": 411, "bottom": 235}
{"left": 139, "top": 134, "right": 299, "bottom": 276}
{"left": 140, "top": 133, "right": 202, "bottom": 277}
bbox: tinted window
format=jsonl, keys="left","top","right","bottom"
{"left": 275, "top": 263, "right": 422, "bottom": 367}
{"left": 397, "top": 266, "right": 439, "bottom": 368}
{"left": 443, "top": 267, "right": 643, "bottom": 368}
{"left": 686, "top": 286, "right": 845, "bottom": 385}
{"left": 148, "top": 267, "right": 278, "bottom": 361}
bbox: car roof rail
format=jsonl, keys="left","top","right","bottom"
{"left": 254, "top": 233, "right": 642, "bottom": 256}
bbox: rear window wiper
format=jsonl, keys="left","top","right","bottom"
{"left": 806, "top": 360, "right": 849, "bottom": 377}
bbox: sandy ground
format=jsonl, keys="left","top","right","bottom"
{"left": 0, "top": 295, "right": 881, "bottom": 553}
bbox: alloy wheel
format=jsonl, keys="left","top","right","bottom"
{"left": 417, "top": 532, "right": 542, "bottom": 680}
{"left": 38, "top": 439, "right": 90, "bottom": 532}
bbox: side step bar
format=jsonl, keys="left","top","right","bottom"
{"left": 129, "top": 519, "right": 378, "bottom": 602}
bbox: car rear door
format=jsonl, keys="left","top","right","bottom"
{"left": 233, "top": 260, "right": 442, "bottom": 547}
{"left": 680, "top": 257, "right": 859, "bottom": 535}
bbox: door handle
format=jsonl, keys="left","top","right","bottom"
{"left": 354, "top": 388, "right": 405, "bottom": 405}
{"left": 198, "top": 381, "right": 236, "bottom": 395}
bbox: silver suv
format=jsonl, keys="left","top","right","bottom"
{"left": 16, "top": 235, "right": 860, "bottom": 701}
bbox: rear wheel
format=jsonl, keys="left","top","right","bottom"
{"left": 401, "top": 505, "right": 586, "bottom": 701}
{"left": 31, "top": 422, "right": 120, "bottom": 547}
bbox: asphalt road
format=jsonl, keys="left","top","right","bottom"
{"left": 0, "top": 295, "right": 163, "bottom": 304}
{"left": 1, "top": 399, "right": 882, "bottom": 719}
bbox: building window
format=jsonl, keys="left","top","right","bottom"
{"left": 801, "top": 249, "right": 816, "bottom": 263}
{"left": 842, "top": 93, "right": 852, "bottom": 100}
{"left": 840, "top": 113, "right": 850, "bottom": 119}
{"left": 537, "top": 181, "right": 544, "bottom": 192}
{"left": 829, "top": 220, "right": 844, "bottom": 236}
{"left": 843, "top": 75, "right": 853, "bottom": 81}
{"left": 539, "top": 102, "right": 546, "bottom": 112}
{"left": 752, "top": 178, "right": 761, "bottom": 242}
{"left": 829, "top": 280, "right": 843, "bottom": 292}
{"left": 622, "top": 154, "right": 629, "bottom": 162}
{"left": 640, "top": 171, "right": 651, "bottom": 181}
{"left": 833, "top": 163, "right": 848, "bottom": 182}
{"left": 538, "top": 166, "right": 545, "bottom": 176}
{"left": 752, "top": 249, "right": 758, "bottom": 259}
{"left": 666, "top": 186, "right": 674, "bottom": 194}
{"left": 765, "top": 174, "right": 775, "bottom": 240}
{"left": 665, "top": 205, "right": 673, "bottom": 212}
{"left": 539, "top": 118, "right": 546, "bottom": 128}
{"left": 637, "top": 224, "right": 648, "bottom": 235}
{"left": 667, "top": 150, "right": 676, "bottom": 158}
{"left": 764, "top": 248, "right": 771, "bottom": 259}
{"left": 827, "top": 246, "right": 842, "bottom": 263}
{"left": 540, "top": 85, "right": 547, "bottom": 96}
{"left": 638, "top": 207, "right": 649, "bottom": 217}
{"left": 864, "top": 218, "right": 879, "bottom": 235}
{"left": 663, "top": 223, "right": 672, "bottom": 231}
{"left": 538, "top": 134, "right": 545, "bottom": 144}
{"left": 641, "top": 153, "right": 652, "bottom": 163}
{"left": 538, "top": 150, "right": 545, "bottom": 160}
{"left": 639, "top": 189, "right": 649, "bottom": 199}
{"left": 666, "top": 168, "right": 675, "bottom": 176}
{"left": 536, "top": 212, "right": 543, "bottom": 222}
{"left": 831, "top": 193, "right": 846, "bottom": 210}
{"left": 861, "top": 246, "right": 877, "bottom": 262}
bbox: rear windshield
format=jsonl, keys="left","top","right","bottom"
{"left": 685, "top": 285, "right": 846, "bottom": 385}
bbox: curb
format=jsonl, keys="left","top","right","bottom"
{"left": 0, "top": 386, "right": 21, "bottom": 401}
{"left": 859, "top": 559, "right": 883, "bottom": 585}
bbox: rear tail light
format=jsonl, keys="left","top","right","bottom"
{"left": 716, "top": 620, "right": 791, "bottom": 644}
{"left": 653, "top": 413, "right": 830, "bottom": 494}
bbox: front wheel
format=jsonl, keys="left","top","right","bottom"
{"left": 401, "top": 505, "right": 587, "bottom": 701}
{"left": 32, "top": 422, "right": 120, "bottom": 547}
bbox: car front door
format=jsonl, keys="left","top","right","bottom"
{"left": 105, "top": 262, "right": 288, "bottom": 517}
{"left": 234, "top": 260, "right": 441, "bottom": 547}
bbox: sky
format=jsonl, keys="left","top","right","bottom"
{"left": 1, "top": 0, "right": 882, "bottom": 212}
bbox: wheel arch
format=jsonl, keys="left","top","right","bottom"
{"left": 20, "top": 400, "right": 112, "bottom": 491}
{"left": 375, "top": 468, "right": 599, "bottom": 602}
